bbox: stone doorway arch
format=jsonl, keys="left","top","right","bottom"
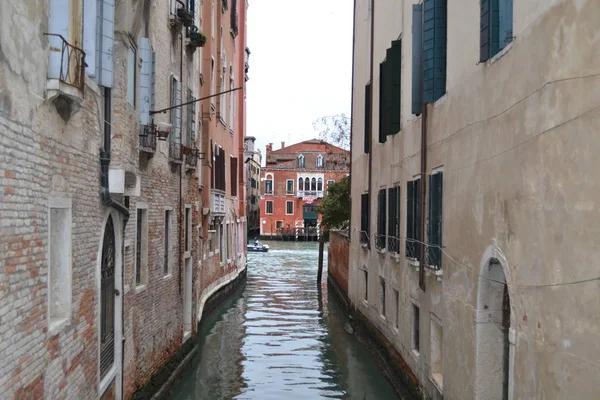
{"left": 474, "top": 243, "right": 515, "bottom": 400}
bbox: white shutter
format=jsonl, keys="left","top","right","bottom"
{"left": 175, "top": 79, "right": 182, "bottom": 142}
{"left": 138, "top": 37, "right": 151, "bottom": 125}
{"left": 83, "top": 0, "right": 97, "bottom": 76}
{"left": 97, "top": 0, "right": 115, "bottom": 87}
{"left": 48, "top": 0, "right": 70, "bottom": 80}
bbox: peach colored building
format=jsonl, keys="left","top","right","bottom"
{"left": 260, "top": 140, "right": 349, "bottom": 239}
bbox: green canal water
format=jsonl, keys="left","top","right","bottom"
{"left": 169, "top": 241, "right": 401, "bottom": 399}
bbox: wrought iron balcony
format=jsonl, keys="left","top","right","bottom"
{"left": 211, "top": 189, "right": 226, "bottom": 215}
{"left": 425, "top": 244, "right": 442, "bottom": 270}
{"left": 405, "top": 238, "right": 420, "bottom": 260}
{"left": 297, "top": 190, "right": 323, "bottom": 198}
{"left": 184, "top": 153, "right": 196, "bottom": 169}
{"left": 45, "top": 33, "right": 86, "bottom": 92}
{"left": 169, "top": 138, "right": 183, "bottom": 163}
{"left": 387, "top": 236, "right": 401, "bottom": 255}
{"left": 139, "top": 125, "right": 157, "bottom": 154}
{"left": 359, "top": 231, "right": 370, "bottom": 246}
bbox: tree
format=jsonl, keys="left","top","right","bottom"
{"left": 312, "top": 114, "right": 351, "bottom": 150}
{"left": 317, "top": 175, "right": 350, "bottom": 231}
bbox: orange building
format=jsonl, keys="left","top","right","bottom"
{"left": 260, "top": 139, "right": 350, "bottom": 239}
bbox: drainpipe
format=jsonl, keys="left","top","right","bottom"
{"left": 368, "top": 0, "right": 374, "bottom": 249}
{"left": 178, "top": 30, "right": 184, "bottom": 296}
{"left": 99, "top": 87, "right": 130, "bottom": 400}
{"left": 418, "top": 9, "right": 427, "bottom": 292}
{"left": 348, "top": 0, "right": 356, "bottom": 238}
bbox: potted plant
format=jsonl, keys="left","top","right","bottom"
{"left": 188, "top": 27, "right": 207, "bottom": 48}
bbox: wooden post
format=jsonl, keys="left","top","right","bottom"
{"left": 317, "top": 235, "right": 325, "bottom": 284}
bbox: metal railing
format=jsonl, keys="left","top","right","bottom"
{"left": 387, "top": 236, "right": 401, "bottom": 254}
{"left": 139, "top": 126, "right": 157, "bottom": 151}
{"left": 169, "top": 138, "right": 182, "bottom": 162}
{"left": 297, "top": 190, "right": 323, "bottom": 198}
{"left": 359, "top": 231, "right": 370, "bottom": 246}
{"left": 425, "top": 244, "right": 442, "bottom": 270}
{"left": 405, "top": 238, "right": 420, "bottom": 260}
{"left": 375, "top": 234, "right": 386, "bottom": 250}
{"left": 184, "top": 153, "right": 196, "bottom": 168}
{"left": 45, "top": 33, "right": 86, "bottom": 91}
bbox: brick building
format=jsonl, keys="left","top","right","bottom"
{"left": 260, "top": 139, "right": 349, "bottom": 238}
{"left": 0, "top": 0, "right": 247, "bottom": 399}
{"left": 244, "top": 136, "right": 261, "bottom": 239}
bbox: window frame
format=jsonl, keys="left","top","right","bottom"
{"left": 265, "top": 173, "right": 273, "bottom": 194}
{"left": 286, "top": 179, "right": 294, "bottom": 194}
{"left": 135, "top": 205, "right": 149, "bottom": 291}
{"left": 286, "top": 200, "right": 294, "bottom": 215}
{"left": 127, "top": 44, "right": 137, "bottom": 107}
{"left": 265, "top": 200, "right": 274, "bottom": 215}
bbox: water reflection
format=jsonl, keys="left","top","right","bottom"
{"left": 171, "top": 241, "right": 399, "bottom": 399}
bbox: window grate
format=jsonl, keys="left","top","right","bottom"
{"left": 100, "top": 216, "right": 115, "bottom": 378}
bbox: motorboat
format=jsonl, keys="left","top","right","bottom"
{"left": 247, "top": 242, "right": 269, "bottom": 253}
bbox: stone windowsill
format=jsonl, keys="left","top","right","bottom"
{"left": 135, "top": 284, "right": 147, "bottom": 294}
{"left": 99, "top": 365, "right": 117, "bottom": 397}
{"left": 163, "top": 274, "right": 172, "bottom": 280}
{"left": 431, "top": 373, "right": 444, "bottom": 393}
{"left": 48, "top": 317, "right": 69, "bottom": 336}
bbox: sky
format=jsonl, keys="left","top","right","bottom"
{"left": 245, "top": 0, "right": 354, "bottom": 163}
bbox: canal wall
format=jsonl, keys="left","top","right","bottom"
{"left": 328, "top": 230, "right": 350, "bottom": 299}
{"left": 132, "top": 266, "right": 247, "bottom": 400}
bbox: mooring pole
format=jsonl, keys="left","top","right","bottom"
{"left": 317, "top": 235, "right": 325, "bottom": 285}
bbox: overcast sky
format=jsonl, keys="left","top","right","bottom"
{"left": 245, "top": 0, "right": 353, "bottom": 162}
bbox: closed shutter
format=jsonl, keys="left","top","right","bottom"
{"left": 415, "top": 178, "right": 421, "bottom": 244}
{"left": 490, "top": 0, "right": 500, "bottom": 57}
{"left": 412, "top": 4, "right": 423, "bottom": 115}
{"left": 364, "top": 83, "right": 371, "bottom": 153}
{"left": 406, "top": 181, "right": 414, "bottom": 257}
{"left": 48, "top": 0, "right": 70, "bottom": 80}
{"left": 423, "top": 0, "right": 446, "bottom": 104}
{"left": 499, "top": 0, "right": 513, "bottom": 48}
{"left": 139, "top": 38, "right": 151, "bottom": 125}
{"left": 389, "top": 40, "right": 402, "bottom": 135}
{"left": 480, "top": 0, "right": 490, "bottom": 61}
{"left": 150, "top": 52, "right": 156, "bottom": 111}
{"left": 97, "top": 0, "right": 115, "bottom": 87}
{"left": 175, "top": 79, "right": 182, "bottom": 142}
{"left": 83, "top": 0, "right": 97, "bottom": 76}
{"left": 427, "top": 172, "right": 443, "bottom": 268}
{"left": 378, "top": 62, "right": 387, "bottom": 143}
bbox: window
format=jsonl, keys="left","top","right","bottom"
{"left": 406, "top": 178, "right": 421, "bottom": 259}
{"left": 423, "top": 0, "right": 447, "bottom": 103}
{"left": 412, "top": 4, "right": 423, "bottom": 115}
{"left": 327, "top": 180, "right": 335, "bottom": 187}
{"left": 164, "top": 209, "right": 171, "bottom": 275}
{"left": 230, "top": 157, "right": 238, "bottom": 196}
{"left": 317, "top": 178, "right": 323, "bottom": 191}
{"left": 170, "top": 76, "right": 182, "bottom": 151}
{"left": 363, "top": 270, "right": 369, "bottom": 301}
{"left": 360, "top": 193, "right": 370, "bottom": 244}
{"left": 213, "top": 144, "right": 226, "bottom": 191}
{"left": 210, "top": 57, "right": 215, "bottom": 97}
{"left": 286, "top": 179, "right": 294, "bottom": 194}
{"left": 304, "top": 178, "right": 310, "bottom": 191}
{"left": 286, "top": 201, "right": 294, "bottom": 215}
{"left": 376, "top": 189, "right": 387, "bottom": 249}
{"left": 316, "top": 154, "right": 324, "bottom": 168}
{"left": 229, "top": 64, "right": 235, "bottom": 131}
{"left": 430, "top": 316, "right": 444, "bottom": 390}
{"left": 219, "top": 223, "right": 224, "bottom": 263}
{"left": 220, "top": 52, "right": 227, "bottom": 122}
{"left": 394, "top": 289, "right": 400, "bottom": 328}
{"left": 127, "top": 45, "right": 136, "bottom": 107}
{"left": 48, "top": 198, "right": 72, "bottom": 331}
{"left": 185, "top": 206, "right": 191, "bottom": 253}
{"left": 135, "top": 208, "right": 148, "bottom": 287}
{"left": 186, "top": 89, "right": 196, "bottom": 146}
{"left": 298, "top": 178, "right": 303, "bottom": 192}
{"left": 379, "top": 40, "right": 402, "bottom": 141}
{"left": 311, "top": 178, "right": 316, "bottom": 191}
{"left": 480, "top": 0, "right": 513, "bottom": 62}
{"left": 276, "top": 220, "right": 283, "bottom": 230}
{"left": 412, "top": 304, "right": 420, "bottom": 354}
{"left": 265, "top": 174, "right": 273, "bottom": 194}
{"left": 266, "top": 200, "right": 273, "bottom": 214}
{"left": 364, "top": 82, "right": 372, "bottom": 153}
{"left": 226, "top": 223, "right": 230, "bottom": 260}
{"left": 387, "top": 186, "right": 400, "bottom": 253}
{"left": 297, "top": 154, "right": 305, "bottom": 168}
{"left": 379, "top": 277, "right": 386, "bottom": 317}
{"left": 427, "top": 170, "right": 444, "bottom": 269}
{"left": 100, "top": 215, "right": 115, "bottom": 378}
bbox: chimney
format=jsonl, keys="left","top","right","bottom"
{"left": 281, "top": 141, "right": 285, "bottom": 149}
{"left": 266, "top": 143, "right": 273, "bottom": 158}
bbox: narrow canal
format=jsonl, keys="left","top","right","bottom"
{"left": 170, "top": 241, "right": 401, "bottom": 399}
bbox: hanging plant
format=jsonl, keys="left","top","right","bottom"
{"left": 189, "top": 28, "right": 207, "bottom": 48}
{"left": 177, "top": 7, "right": 194, "bottom": 27}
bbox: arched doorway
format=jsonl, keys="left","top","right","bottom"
{"left": 474, "top": 247, "right": 514, "bottom": 400}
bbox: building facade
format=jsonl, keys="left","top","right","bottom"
{"left": 0, "top": 0, "right": 248, "bottom": 399}
{"left": 260, "top": 140, "right": 349, "bottom": 238}
{"left": 349, "top": 1, "right": 600, "bottom": 399}
{"left": 244, "top": 136, "right": 261, "bottom": 240}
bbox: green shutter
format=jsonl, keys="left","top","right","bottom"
{"left": 378, "top": 62, "right": 387, "bottom": 143}
{"left": 490, "top": 0, "right": 500, "bottom": 57}
{"left": 364, "top": 83, "right": 371, "bottom": 153}
{"left": 499, "top": 0, "right": 513, "bottom": 48}
{"left": 423, "top": 0, "right": 446, "bottom": 103}
{"left": 480, "top": 0, "right": 490, "bottom": 61}
{"left": 412, "top": 4, "right": 423, "bottom": 115}
{"left": 389, "top": 40, "right": 402, "bottom": 135}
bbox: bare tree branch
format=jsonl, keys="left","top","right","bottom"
{"left": 312, "top": 113, "right": 351, "bottom": 150}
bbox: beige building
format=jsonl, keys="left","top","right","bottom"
{"left": 244, "top": 136, "right": 261, "bottom": 239}
{"left": 349, "top": 1, "right": 600, "bottom": 399}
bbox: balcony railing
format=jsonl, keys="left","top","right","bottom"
{"left": 375, "top": 234, "right": 386, "bottom": 250}
{"left": 169, "top": 138, "right": 182, "bottom": 163}
{"left": 387, "top": 236, "right": 401, "bottom": 254}
{"left": 297, "top": 190, "right": 323, "bottom": 198}
{"left": 139, "top": 126, "right": 157, "bottom": 153}
{"left": 184, "top": 153, "right": 196, "bottom": 168}
{"left": 425, "top": 244, "right": 442, "bottom": 270}
{"left": 405, "top": 238, "right": 420, "bottom": 260}
{"left": 359, "top": 231, "right": 370, "bottom": 246}
{"left": 211, "top": 189, "right": 226, "bottom": 215}
{"left": 45, "top": 33, "right": 86, "bottom": 92}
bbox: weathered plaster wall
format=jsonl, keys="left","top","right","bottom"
{"left": 328, "top": 230, "right": 350, "bottom": 297}
{"left": 350, "top": 0, "right": 600, "bottom": 399}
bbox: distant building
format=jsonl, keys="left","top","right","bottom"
{"left": 244, "top": 136, "right": 262, "bottom": 240}
{"left": 260, "top": 139, "right": 349, "bottom": 239}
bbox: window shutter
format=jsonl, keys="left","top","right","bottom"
{"left": 414, "top": 178, "right": 421, "bottom": 243}
{"left": 175, "top": 79, "right": 182, "bottom": 142}
{"left": 389, "top": 40, "right": 402, "bottom": 135}
{"left": 150, "top": 52, "right": 156, "bottom": 111}
{"left": 48, "top": 0, "right": 70, "bottom": 80}
{"left": 406, "top": 181, "right": 414, "bottom": 256}
{"left": 423, "top": 0, "right": 446, "bottom": 103}
{"left": 139, "top": 38, "right": 151, "bottom": 126}
{"left": 378, "top": 62, "right": 387, "bottom": 143}
{"left": 480, "top": 0, "right": 490, "bottom": 62}
{"left": 364, "top": 83, "right": 372, "bottom": 153}
{"left": 427, "top": 174, "right": 433, "bottom": 246}
{"left": 499, "top": 0, "right": 513, "bottom": 48}
{"left": 412, "top": 4, "right": 423, "bottom": 115}
{"left": 490, "top": 0, "right": 500, "bottom": 57}
{"left": 97, "top": 0, "right": 115, "bottom": 87}
{"left": 83, "top": 0, "right": 97, "bottom": 76}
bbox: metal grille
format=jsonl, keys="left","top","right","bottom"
{"left": 100, "top": 216, "right": 115, "bottom": 378}
{"left": 44, "top": 33, "right": 86, "bottom": 91}
{"left": 136, "top": 209, "right": 142, "bottom": 284}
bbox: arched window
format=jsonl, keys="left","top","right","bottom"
{"left": 304, "top": 178, "right": 310, "bottom": 191}
{"left": 100, "top": 215, "right": 116, "bottom": 379}
{"left": 317, "top": 178, "right": 323, "bottom": 191}
{"left": 265, "top": 174, "right": 273, "bottom": 194}
{"left": 298, "top": 177, "right": 303, "bottom": 191}
{"left": 297, "top": 154, "right": 305, "bottom": 168}
{"left": 311, "top": 177, "right": 316, "bottom": 191}
{"left": 316, "top": 154, "right": 324, "bottom": 168}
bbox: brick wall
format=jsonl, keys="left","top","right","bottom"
{"left": 328, "top": 230, "right": 350, "bottom": 297}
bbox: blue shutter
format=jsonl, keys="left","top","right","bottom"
{"left": 489, "top": 0, "right": 500, "bottom": 57}
{"left": 412, "top": 4, "right": 423, "bottom": 115}
{"left": 97, "top": 0, "right": 115, "bottom": 87}
{"left": 423, "top": 0, "right": 446, "bottom": 103}
{"left": 389, "top": 40, "right": 402, "bottom": 135}
{"left": 150, "top": 51, "right": 156, "bottom": 111}
{"left": 138, "top": 38, "right": 151, "bottom": 125}
{"left": 480, "top": 0, "right": 490, "bottom": 61}
{"left": 83, "top": 0, "right": 97, "bottom": 76}
{"left": 48, "top": 0, "right": 70, "bottom": 80}
{"left": 499, "top": 0, "right": 513, "bottom": 48}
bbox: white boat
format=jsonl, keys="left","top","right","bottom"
{"left": 247, "top": 243, "right": 269, "bottom": 253}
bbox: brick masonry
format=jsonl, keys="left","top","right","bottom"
{"left": 328, "top": 230, "right": 350, "bottom": 298}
